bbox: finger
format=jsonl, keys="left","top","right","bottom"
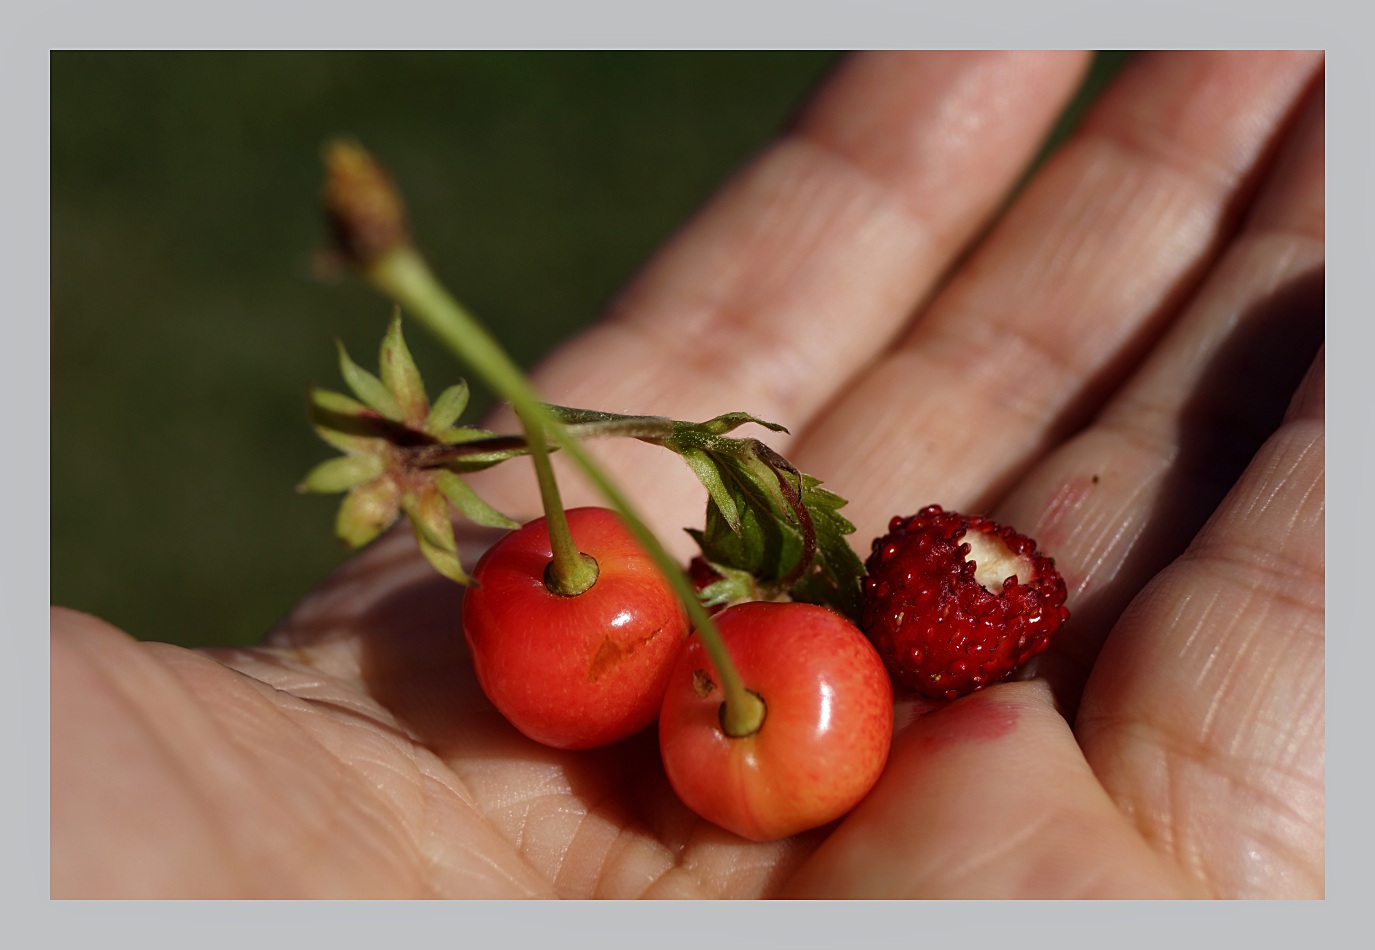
{"left": 783, "top": 681, "right": 1198, "bottom": 898}
{"left": 540, "top": 50, "right": 1089, "bottom": 422}
{"left": 468, "top": 51, "right": 1091, "bottom": 537}
{"left": 786, "top": 65, "right": 1324, "bottom": 898}
{"left": 994, "top": 76, "right": 1325, "bottom": 703}
{"left": 794, "top": 51, "right": 1323, "bottom": 541}
{"left": 1076, "top": 346, "right": 1324, "bottom": 898}
{"left": 789, "top": 337, "right": 1319, "bottom": 899}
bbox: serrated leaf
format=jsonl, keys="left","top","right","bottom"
{"left": 783, "top": 476, "right": 865, "bottom": 619}
{"left": 402, "top": 486, "right": 469, "bottom": 585}
{"left": 424, "top": 381, "right": 471, "bottom": 435}
{"left": 297, "top": 454, "right": 386, "bottom": 494}
{"left": 434, "top": 470, "right": 520, "bottom": 530}
{"left": 337, "top": 338, "right": 403, "bottom": 421}
{"left": 336, "top": 476, "right": 402, "bottom": 548}
{"left": 379, "top": 312, "right": 429, "bottom": 425}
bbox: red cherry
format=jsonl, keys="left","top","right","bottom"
{"left": 657, "top": 601, "right": 893, "bottom": 842}
{"left": 461, "top": 506, "right": 690, "bottom": 750}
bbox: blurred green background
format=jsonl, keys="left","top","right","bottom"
{"left": 51, "top": 51, "right": 1128, "bottom": 649}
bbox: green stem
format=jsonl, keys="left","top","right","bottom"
{"left": 520, "top": 405, "right": 598, "bottom": 596}
{"left": 366, "top": 246, "right": 765, "bottom": 737}
{"left": 402, "top": 417, "right": 677, "bottom": 470}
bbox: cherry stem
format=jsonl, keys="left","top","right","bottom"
{"left": 364, "top": 246, "right": 766, "bottom": 737}
{"left": 519, "top": 405, "right": 598, "bottom": 596}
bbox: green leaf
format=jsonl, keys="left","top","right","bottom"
{"left": 424, "top": 381, "right": 471, "bottom": 435}
{"left": 402, "top": 486, "right": 470, "bottom": 585}
{"left": 434, "top": 470, "right": 520, "bottom": 530}
{"left": 379, "top": 312, "right": 429, "bottom": 425}
{"left": 297, "top": 454, "right": 386, "bottom": 494}
{"left": 336, "top": 338, "right": 403, "bottom": 421}
{"left": 335, "top": 476, "right": 402, "bottom": 548}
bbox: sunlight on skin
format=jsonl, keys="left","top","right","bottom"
{"left": 51, "top": 51, "right": 1323, "bottom": 899}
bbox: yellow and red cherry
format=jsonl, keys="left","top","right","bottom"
{"left": 462, "top": 506, "right": 690, "bottom": 750}
{"left": 658, "top": 601, "right": 893, "bottom": 841}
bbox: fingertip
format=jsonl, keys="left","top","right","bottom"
{"left": 1284, "top": 345, "right": 1325, "bottom": 424}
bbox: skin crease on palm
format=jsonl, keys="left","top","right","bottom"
{"left": 50, "top": 51, "right": 1325, "bottom": 899}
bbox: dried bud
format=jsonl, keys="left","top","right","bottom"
{"left": 322, "top": 140, "right": 410, "bottom": 267}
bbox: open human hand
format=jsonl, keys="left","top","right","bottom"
{"left": 51, "top": 50, "right": 1324, "bottom": 898}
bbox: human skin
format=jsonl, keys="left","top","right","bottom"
{"left": 51, "top": 50, "right": 1324, "bottom": 898}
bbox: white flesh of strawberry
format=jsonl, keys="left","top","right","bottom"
{"left": 964, "top": 532, "right": 1034, "bottom": 593}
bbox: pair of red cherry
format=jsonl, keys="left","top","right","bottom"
{"left": 316, "top": 143, "right": 893, "bottom": 841}
{"left": 461, "top": 506, "right": 894, "bottom": 842}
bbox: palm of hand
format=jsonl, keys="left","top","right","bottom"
{"left": 52, "top": 50, "right": 1324, "bottom": 898}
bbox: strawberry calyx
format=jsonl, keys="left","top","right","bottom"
{"left": 298, "top": 312, "right": 523, "bottom": 583}
{"left": 544, "top": 405, "right": 866, "bottom": 620}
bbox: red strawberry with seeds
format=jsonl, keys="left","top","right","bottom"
{"left": 860, "top": 505, "right": 1069, "bottom": 700}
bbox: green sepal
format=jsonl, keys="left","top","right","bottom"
{"left": 379, "top": 311, "right": 428, "bottom": 424}
{"left": 537, "top": 402, "right": 866, "bottom": 618}
{"left": 425, "top": 381, "right": 471, "bottom": 436}
{"left": 691, "top": 560, "right": 760, "bottom": 611}
{"left": 436, "top": 427, "right": 525, "bottom": 472}
{"left": 336, "top": 338, "right": 403, "bottom": 421}
{"left": 676, "top": 447, "right": 741, "bottom": 530}
{"left": 402, "top": 486, "right": 470, "bottom": 585}
{"left": 688, "top": 468, "right": 805, "bottom": 586}
{"left": 305, "top": 315, "right": 520, "bottom": 573}
{"left": 434, "top": 470, "right": 520, "bottom": 530}
{"left": 297, "top": 454, "right": 386, "bottom": 494}
{"left": 307, "top": 385, "right": 390, "bottom": 455}
{"left": 693, "top": 411, "right": 789, "bottom": 437}
{"left": 335, "top": 476, "right": 402, "bottom": 548}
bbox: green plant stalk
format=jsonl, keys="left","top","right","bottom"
{"left": 365, "top": 246, "right": 766, "bottom": 737}
{"left": 518, "top": 404, "right": 598, "bottom": 596}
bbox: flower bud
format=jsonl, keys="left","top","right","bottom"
{"left": 322, "top": 140, "right": 409, "bottom": 267}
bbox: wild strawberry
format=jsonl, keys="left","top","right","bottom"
{"left": 860, "top": 505, "right": 1069, "bottom": 700}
